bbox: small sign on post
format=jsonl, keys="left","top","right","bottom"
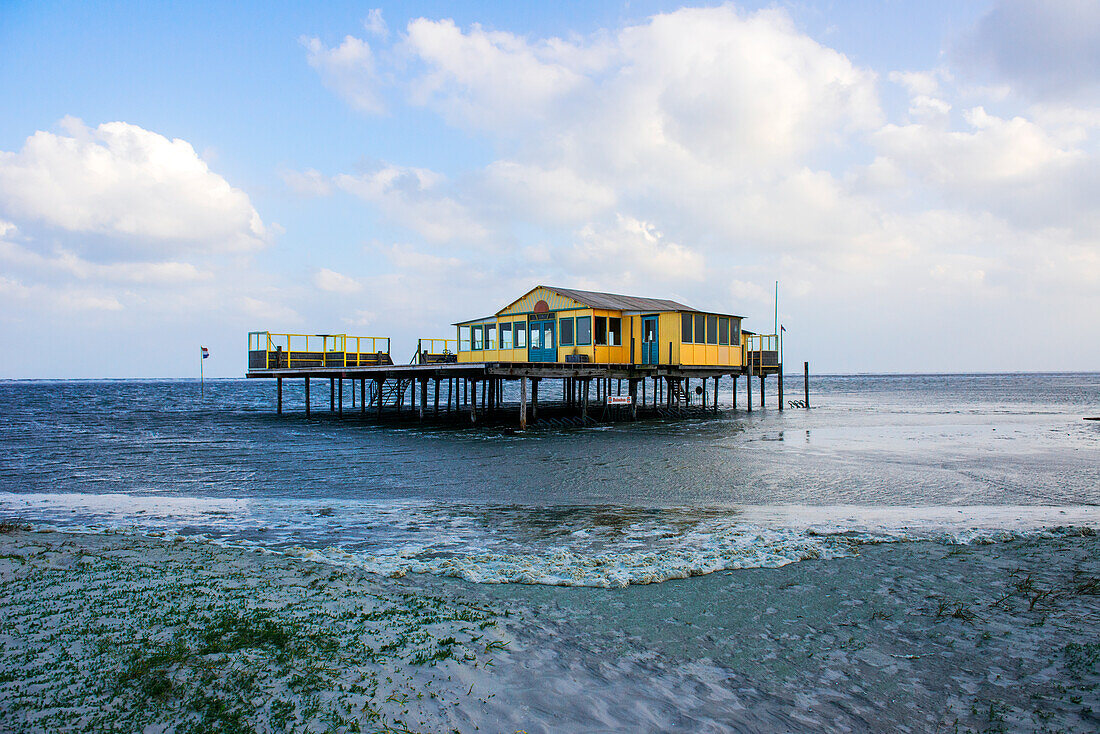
{"left": 607, "top": 395, "right": 632, "bottom": 406}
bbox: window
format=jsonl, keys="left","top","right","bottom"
{"left": 681, "top": 313, "right": 693, "bottom": 343}
{"left": 529, "top": 323, "right": 541, "bottom": 349}
{"left": 560, "top": 317, "right": 575, "bottom": 346}
{"left": 514, "top": 321, "right": 526, "bottom": 347}
{"left": 472, "top": 326, "right": 483, "bottom": 350}
{"left": 459, "top": 326, "right": 471, "bottom": 351}
{"left": 609, "top": 317, "right": 622, "bottom": 346}
{"left": 486, "top": 324, "right": 497, "bottom": 350}
{"left": 719, "top": 317, "right": 730, "bottom": 345}
{"left": 706, "top": 315, "right": 718, "bottom": 345}
{"left": 595, "top": 316, "right": 608, "bottom": 346}
{"left": 730, "top": 319, "right": 741, "bottom": 347}
{"left": 576, "top": 316, "right": 592, "bottom": 345}
{"left": 501, "top": 322, "right": 513, "bottom": 349}
{"left": 694, "top": 314, "right": 705, "bottom": 344}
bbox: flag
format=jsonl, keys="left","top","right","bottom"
{"left": 780, "top": 325, "right": 785, "bottom": 332}
{"left": 201, "top": 346, "right": 210, "bottom": 359}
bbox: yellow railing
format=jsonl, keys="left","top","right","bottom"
{"left": 248, "top": 331, "right": 391, "bottom": 369}
{"left": 413, "top": 338, "right": 458, "bottom": 364}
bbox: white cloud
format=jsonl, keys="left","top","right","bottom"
{"left": 334, "top": 164, "right": 486, "bottom": 243}
{"left": 568, "top": 214, "right": 705, "bottom": 287}
{"left": 956, "top": 0, "right": 1100, "bottom": 104}
{"left": 481, "top": 161, "right": 616, "bottom": 225}
{"left": 313, "top": 267, "right": 363, "bottom": 294}
{"left": 364, "top": 9, "right": 388, "bottom": 39}
{"left": 239, "top": 296, "right": 302, "bottom": 325}
{"left": 281, "top": 168, "right": 332, "bottom": 197}
{"left": 0, "top": 118, "right": 266, "bottom": 252}
{"left": 303, "top": 35, "right": 385, "bottom": 114}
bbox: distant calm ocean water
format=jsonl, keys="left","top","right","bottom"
{"left": 1, "top": 373, "right": 1098, "bottom": 586}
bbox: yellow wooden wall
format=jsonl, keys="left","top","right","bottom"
{"left": 458, "top": 304, "right": 744, "bottom": 367}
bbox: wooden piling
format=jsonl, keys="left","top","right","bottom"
{"left": 304, "top": 377, "right": 310, "bottom": 416}
{"left": 376, "top": 378, "right": 384, "bottom": 419}
{"left": 760, "top": 376, "right": 765, "bottom": 408}
{"left": 778, "top": 364, "right": 784, "bottom": 411}
{"left": 582, "top": 380, "right": 589, "bottom": 422}
{"left": 434, "top": 379, "right": 440, "bottom": 415}
{"left": 714, "top": 376, "right": 719, "bottom": 411}
{"left": 330, "top": 378, "right": 335, "bottom": 412}
{"left": 419, "top": 378, "right": 426, "bottom": 421}
{"left": 731, "top": 375, "right": 737, "bottom": 409}
{"left": 338, "top": 378, "right": 343, "bottom": 416}
{"left": 747, "top": 369, "right": 752, "bottom": 412}
{"left": 532, "top": 379, "right": 539, "bottom": 420}
{"left": 469, "top": 380, "right": 477, "bottom": 424}
{"left": 804, "top": 361, "right": 810, "bottom": 408}
{"left": 360, "top": 379, "right": 365, "bottom": 415}
{"left": 277, "top": 377, "right": 282, "bottom": 414}
{"left": 519, "top": 377, "right": 527, "bottom": 430}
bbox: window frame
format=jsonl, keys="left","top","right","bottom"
{"left": 559, "top": 317, "right": 575, "bottom": 347}
{"left": 514, "top": 321, "right": 527, "bottom": 348}
{"left": 500, "top": 321, "right": 513, "bottom": 349}
{"left": 486, "top": 324, "right": 497, "bottom": 350}
{"left": 694, "top": 314, "right": 705, "bottom": 344}
{"left": 459, "top": 326, "right": 471, "bottom": 351}
{"left": 472, "top": 325, "right": 483, "bottom": 351}
{"left": 681, "top": 313, "right": 693, "bottom": 344}
{"left": 608, "top": 317, "right": 622, "bottom": 347}
{"left": 576, "top": 315, "right": 592, "bottom": 346}
{"left": 594, "top": 316, "right": 608, "bottom": 346}
{"left": 718, "top": 317, "right": 729, "bottom": 345}
{"left": 706, "top": 315, "right": 718, "bottom": 345}
{"left": 730, "top": 319, "right": 741, "bottom": 347}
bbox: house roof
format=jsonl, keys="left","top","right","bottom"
{"left": 543, "top": 286, "right": 697, "bottom": 313}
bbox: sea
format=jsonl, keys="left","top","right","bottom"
{"left": 1, "top": 373, "right": 1097, "bottom": 588}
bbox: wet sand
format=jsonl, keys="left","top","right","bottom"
{"left": 2, "top": 527, "right": 1098, "bottom": 732}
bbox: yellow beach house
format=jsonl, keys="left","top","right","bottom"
{"left": 455, "top": 286, "right": 746, "bottom": 367}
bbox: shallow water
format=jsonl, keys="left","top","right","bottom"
{"left": 1, "top": 373, "right": 1098, "bottom": 587}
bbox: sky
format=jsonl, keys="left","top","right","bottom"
{"left": 1, "top": 0, "right": 1098, "bottom": 377}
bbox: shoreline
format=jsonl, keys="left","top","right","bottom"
{"left": 2, "top": 528, "right": 1099, "bottom": 732}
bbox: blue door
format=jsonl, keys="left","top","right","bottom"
{"left": 528, "top": 319, "right": 556, "bottom": 362}
{"left": 642, "top": 316, "right": 659, "bottom": 364}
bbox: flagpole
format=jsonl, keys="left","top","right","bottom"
{"left": 200, "top": 346, "right": 204, "bottom": 399}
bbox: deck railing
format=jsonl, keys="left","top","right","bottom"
{"left": 745, "top": 333, "right": 779, "bottom": 374}
{"left": 248, "top": 331, "right": 392, "bottom": 370}
{"left": 412, "top": 338, "right": 458, "bottom": 364}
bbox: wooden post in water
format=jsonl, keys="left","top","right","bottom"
{"left": 304, "top": 377, "right": 311, "bottom": 416}
{"left": 519, "top": 377, "right": 527, "bottom": 430}
{"left": 338, "top": 378, "right": 343, "bottom": 416}
{"left": 731, "top": 374, "right": 737, "bottom": 409}
{"left": 778, "top": 364, "right": 784, "bottom": 411}
{"left": 419, "top": 378, "right": 427, "bottom": 421}
{"left": 630, "top": 379, "right": 638, "bottom": 420}
{"left": 804, "top": 361, "right": 810, "bottom": 408}
{"left": 277, "top": 377, "right": 283, "bottom": 415}
{"left": 641, "top": 378, "right": 646, "bottom": 407}
{"left": 330, "top": 378, "right": 335, "bottom": 412}
{"left": 360, "top": 379, "right": 365, "bottom": 415}
{"left": 434, "top": 379, "right": 440, "bottom": 416}
{"left": 747, "top": 369, "right": 752, "bottom": 412}
{"left": 469, "top": 380, "right": 478, "bottom": 424}
{"left": 376, "top": 378, "right": 384, "bottom": 419}
{"left": 582, "top": 380, "right": 589, "bottom": 422}
{"left": 714, "top": 376, "right": 719, "bottom": 412}
{"left": 760, "top": 375, "right": 765, "bottom": 408}
{"left": 532, "top": 379, "right": 539, "bottom": 420}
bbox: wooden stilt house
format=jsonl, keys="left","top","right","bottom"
{"left": 455, "top": 285, "right": 746, "bottom": 367}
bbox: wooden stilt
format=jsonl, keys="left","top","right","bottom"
{"left": 760, "top": 375, "right": 765, "bottom": 408}
{"left": 470, "top": 380, "right": 477, "bottom": 424}
{"left": 330, "top": 378, "right": 335, "bottom": 412}
{"left": 277, "top": 377, "right": 283, "bottom": 415}
{"left": 714, "top": 376, "right": 719, "bottom": 411}
{"left": 804, "top": 361, "right": 810, "bottom": 408}
{"left": 630, "top": 379, "right": 638, "bottom": 420}
{"left": 338, "top": 378, "right": 343, "bottom": 416}
{"left": 747, "top": 370, "right": 752, "bottom": 412}
{"left": 376, "top": 379, "right": 384, "bottom": 419}
{"left": 778, "top": 364, "right": 784, "bottom": 411}
{"left": 305, "top": 377, "right": 310, "bottom": 416}
{"left": 519, "top": 377, "right": 527, "bottom": 430}
{"left": 419, "top": 378, "right": 426, "bottom": 421}
{"left": 532, "top": 379, "right": 539, "bottom": 420}
{"left": 360, "top": 379, "right": 365, "bottom": 414}
{"left": 434, "top": 379, "right": 440, "bottom": 415}
{"left": 732, "top": 375, "right": 737, "bottom": 409}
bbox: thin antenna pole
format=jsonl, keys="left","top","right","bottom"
{"left": 774, "top": 281, "right": 778, "bottom": 337}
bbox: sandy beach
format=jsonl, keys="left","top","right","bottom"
{"left": 3, "top": 526, "right": 1098, "bottom": 733}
